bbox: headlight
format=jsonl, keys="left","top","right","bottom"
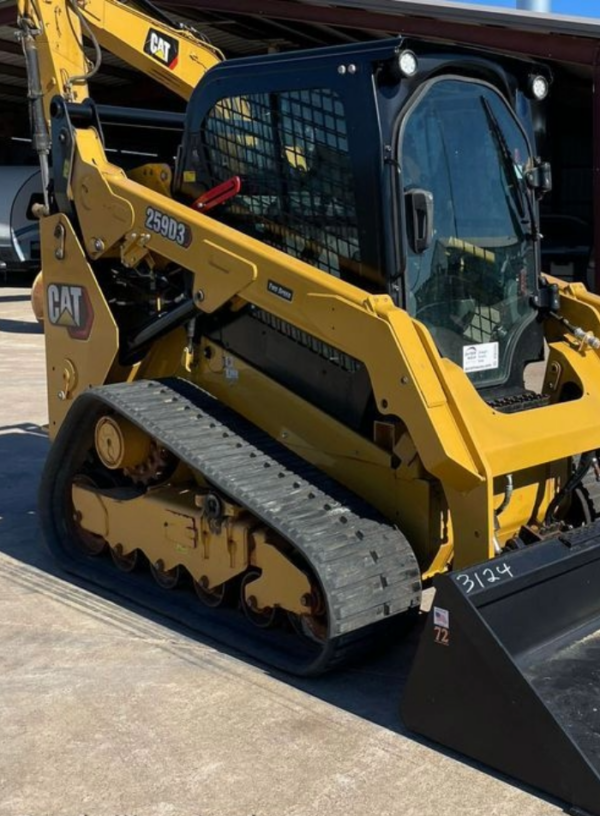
{"left": 398, "top": 50, "right": 418, "bottom": 78}
{"left": 528, "top": 74, "right": 549, "bottom": 100}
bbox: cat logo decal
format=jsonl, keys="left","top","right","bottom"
{"left": 144, "top": 29, "right": 179, "bottom": 70}
{"left": 46, "top": 284, "right": 94, "bottom": 340}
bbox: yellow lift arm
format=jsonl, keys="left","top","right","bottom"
{"left": 17, "top": 0, "right": 222, "bottom": 120}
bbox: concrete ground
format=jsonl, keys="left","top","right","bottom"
{"left": 0, "top": 287, "right": 563, "bottom": 816}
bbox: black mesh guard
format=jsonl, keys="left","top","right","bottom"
{"left": 200, "top": 88, "right": 362, "bottom": 281}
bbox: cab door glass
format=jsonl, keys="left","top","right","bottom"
{"left": 400, "top": 79, "right": 536, "bottom": 388}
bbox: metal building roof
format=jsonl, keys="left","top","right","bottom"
{"left": 0, "top": 0, "right": 599, "bottom": 135}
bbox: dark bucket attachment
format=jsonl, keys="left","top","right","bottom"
{"left": 401, "top": 524, "right": 600, "bottom": 815}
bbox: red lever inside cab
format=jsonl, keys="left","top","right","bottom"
{"left": 191, "top": 176, "right": 241, "bottom": 213}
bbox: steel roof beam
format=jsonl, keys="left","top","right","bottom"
{"left": 0, "top": 5, "right": 15, "bottom": 26}
{"left": 0, "top": 35, "right": 139, "bottom": 82}
{"left": 165, "top": 0, "right": 600, "bottom": 66}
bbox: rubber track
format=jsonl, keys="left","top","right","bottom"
{"left": 39, "top": 378, "right": 422, "bottom": 676}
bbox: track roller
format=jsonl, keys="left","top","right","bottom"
{"left": 150, "top": 560, "right": 181, "bottom": 589}
{"left": 110, "top": 544, "right": 140, "bottom": 572}
{"left": 240, "top": 570, "right": 280, "bottom": 628}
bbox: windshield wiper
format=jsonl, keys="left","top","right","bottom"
{"left": 480, "top": 96, "right": 538, "bottom": 240}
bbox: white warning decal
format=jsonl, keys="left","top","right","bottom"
{"left": 433, "top": 607, "right": 450, "bottom": 629}
{"left": 462, "top": 341, "right": 499, "bottom": 374}
{"left": 224, "top": 355, "right": 239, "bottom": 381}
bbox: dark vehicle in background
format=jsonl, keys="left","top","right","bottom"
{"left": 0, "top": 166, "right": 41, "bottom": 281}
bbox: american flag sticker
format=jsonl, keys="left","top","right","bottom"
{"left": 434, "top": 607, "right": 450, "bottom": 629}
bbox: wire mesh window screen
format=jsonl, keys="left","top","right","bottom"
{"left": 202, "top": 89, "right": 361, "bottom": 279}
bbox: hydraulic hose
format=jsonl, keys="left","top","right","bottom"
{"left": 543, "top": 451, "right": 595, "bottom": 526}
{"left": 65, "top": 0, "right": 103, "bottom": 87}
{"left": 493, "top": 474, "right": 514, "bottom": 555}
{"left": 124, "top": 296, "right": 200, "bottom": 363}
{"left": 550, "top": 311, "right": 600, "bottom": 349}
{"left": 18, "top": 20, "right": 51, "bottom": 215}
{"left": 496, "top": 474, "right": 514, "bottom": 517}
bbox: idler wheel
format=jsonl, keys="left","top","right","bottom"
{"left": 288, "top": 612, "right": 327, "bottom": 644}
{"left": 288, "top": 582, "right": 327, "bottom": 643}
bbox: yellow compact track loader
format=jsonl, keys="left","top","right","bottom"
{"left": 17, "top": 0, "right": 600, "bottom": 810}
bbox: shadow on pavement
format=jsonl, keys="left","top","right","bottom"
{"left": 0, "top": 423, "right": 54, "bottom": 573}
{"left": 0, "top": 423, "right": 562, "bottom": 811}
{"left": 0, "top": 272, "right": 36, "bottom": 288}
{"left": 0, "top": 294, "right": 31, "bottom": 304}
{"left": 0, "top": 423, "right": 418, "bottom": 727}
{"left": 0, "top": 317, "right": 43, "bottom": 334}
